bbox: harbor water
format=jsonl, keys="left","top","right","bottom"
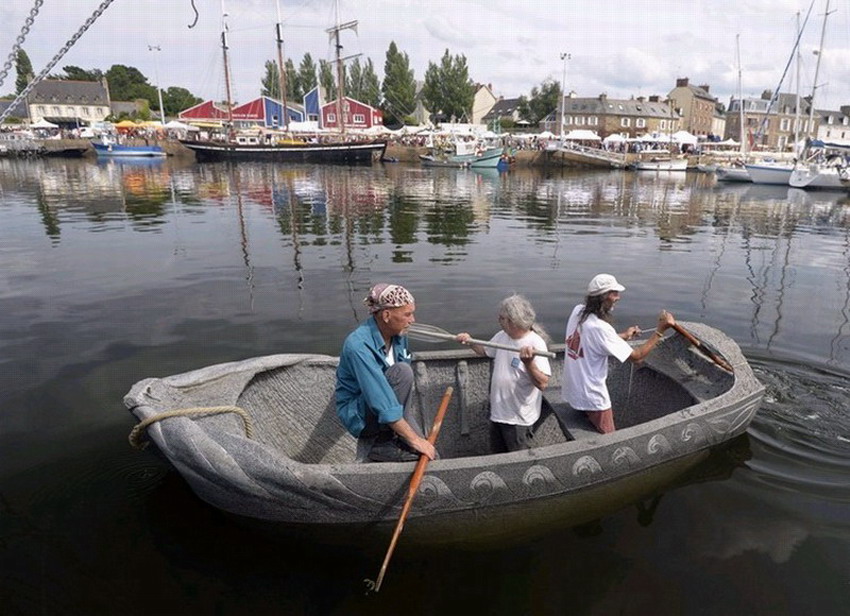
{"left": 1, "top": 157, "right": 849, "bottom": 615}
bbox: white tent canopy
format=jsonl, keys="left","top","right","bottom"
{"left": 164, "top": 120, "right": 199, "bottom": 131}
{"left": 672, "top": 130, "right": 698, "bottom": 145}
{"left": 563, "top": 129, "right": 601, "bottom": 141}
{"left": 603, "top": 133, "right": 627, "bottom": 144}
{"left": 31, "top": 118, "right": 58, "bottom": 128}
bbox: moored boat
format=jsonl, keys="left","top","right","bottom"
{"left": 633, "top": 156, "right": 688, "bottom": 171}
{"left": 124, "top": 321, "right": 764, "bottom": 539}
{"left": 180, "top": 136, "right": 387, "bottom": 164}
{"left": 92, "top": 140, "right": 166, "bottom": 158}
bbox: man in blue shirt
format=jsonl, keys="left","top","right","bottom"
{"left": 336, "top": 283, "right": 436, "bottom": 462}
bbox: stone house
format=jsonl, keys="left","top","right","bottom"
{"left": 26, "top": 79, "right": 111, "bottom": 128}
{"left": 725, "top": 92, "right": 816, "bottom": 151}
{"left": 544, "top": 93, "right": 680, "bottom": 139}
{"left": 667, "top": 77, "right": 717, "bottom": 138}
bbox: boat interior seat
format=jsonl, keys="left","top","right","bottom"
{"left": 541, "top": 388, "right": 600, "bottom": 441}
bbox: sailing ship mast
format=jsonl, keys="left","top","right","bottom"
{"left": 220, "top": 0, "right": 234, "bottom": 129}
{"left": 275, "top": 0, "right": 290, "bottom": 131}
{"left": 326, "top": 0, "right": 358, "bottom": 136}
{"left": 806, "top": 0, "right": 831, "bottom": 137}
{"left": 736, "top": 34, "right": 746, "bottom": 158}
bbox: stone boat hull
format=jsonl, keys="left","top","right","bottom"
{"left": 124, "top": 322, "right": 764, "bottom": 536}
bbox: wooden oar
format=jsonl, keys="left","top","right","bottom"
{"left": 408, "top": 323, "right": 556, "bottom": 359}
{"left": 670, "top": 323, "right": 734, "bottom": 373}
{"left": 365, "top": 386, "right": 454, "bottom": 594}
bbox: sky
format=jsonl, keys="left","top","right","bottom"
{"left": 3, "top": 0, "right": 850, "bottom": 114}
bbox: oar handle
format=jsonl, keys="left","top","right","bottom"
{"left": 670, "top": 323, "right": 734, "bottom": 372}
{"left": 372, "top": 386, "right": 454, "bottom": 592}
{"left": 411, "top": 328, "right": 556, "bottom": 359}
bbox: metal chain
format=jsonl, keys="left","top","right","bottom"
{"left": 0, "top": 0, "right": 118, "bottom": 125}
{"left": 0, "top": 0, "right": 45, "bottom": 89}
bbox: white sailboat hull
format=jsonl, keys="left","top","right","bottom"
{"left": 744, "top": 163, "right": 793, "bottom": 185}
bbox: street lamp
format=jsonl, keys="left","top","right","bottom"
{"left": 148, "top": 45, "right": 166, "bottom": 125}
{"left": 560, "top": 52, "right": 571, "bottom": 141}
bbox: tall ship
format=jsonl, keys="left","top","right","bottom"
{"left": 180, "top": 1, "right": 387, "bottom": 164}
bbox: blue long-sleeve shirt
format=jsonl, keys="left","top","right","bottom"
{"left": 335, "top": 317, "right": 412, "bottom": 437}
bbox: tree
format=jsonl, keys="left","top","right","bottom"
{"left": 105, "top": 64, "right": 156, "bottom": 102}
{"left": 421, "top": 50, "right": 475, "bottom": 123}
{"left": 381, "top": 41, "right": 416, "bottom": 126}
{"left": 298, "top": 53, "right": 317, "bottom": 95}
{"left": 261, "top": 60, "right": 281, "bottom": 98}
{"left": 285, "top": 58, "right": 302, "bottom": 102}
{"left": 52, "top": 65, "right": 103, "bottom": 82}
{"left": 162, "top": 87, "right": 202, "bottom": 115}
{"left": 517, "top": 78, "right": 561, "bottom": 125}
{"left": 15, "top": 49, "right": 34, "bottom": 94}
{"left": 359, "top": 58, "right": 381, "bottom": 109}
{"left": 318, "top": 60, "right": 336, "bottom": 100}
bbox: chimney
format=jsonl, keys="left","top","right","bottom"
{"left": 648, "top": 95, "right": 660, "bottom": 103}
{"left": 699, "top": 84, "right": 710, "bottom": 94}
{"left": 676, "top": 77, "right": 689, "bottom": 88}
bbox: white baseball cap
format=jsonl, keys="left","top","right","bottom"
{"left": 587, "top": 273, "right": 625, "bottom": 296}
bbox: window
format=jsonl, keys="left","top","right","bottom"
{"left": 636, "top": 118, "right": 646, "bottom": 128}
{"left": 588, "top": 116, "right": 598, "bottom": 125}
{"left": 52, "top": 106, "right": 61, "bottom": 115}
{"left": 328, "top": 113, "right": 336, "bottom": 123}
{"left": 620, "top": 117, "right": 631, "bottom": 127}
{"left": 575, "top": 116, "right": 584, "bottom": 125}
{"left": 780, "top": 118, "right": 790, "bottom": 131}
{"left": 83, "top": 108, "right": 90, "bottom": 116}
{"left": 660, "top": 120, "right": 667, "bottom": 130}
{"left": 66, "top": 106, "right": 74, "bottom": 116}
{"left": 353, "top": 113, "right": 365, "bottom": 123}
{"left": 343, "top": 101, "right": 350, "bottom": 112}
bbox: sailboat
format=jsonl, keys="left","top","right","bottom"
{"left": 745, "top": 11, "right": 806, "bottom": 185}
{"left": 787, "top": 0, "right": 850, "bottom": 189}
{"left": 716, "top": 34, "right": 752, "bottom": 183}
{"left": 180, "top": 1, "right": 387, "bottom": 164}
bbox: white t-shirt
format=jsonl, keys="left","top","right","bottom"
{"left": 562, "top": 304, "right": 633, "bottom": 411}
{"left": 485, "top": 330, "right": 552, "bottom": 426}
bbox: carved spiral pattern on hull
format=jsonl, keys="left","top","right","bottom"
{"left": 647, "top": 434, "right": 672, "bottom": 455}
{"left": 612, "top": 446, "right": 640, "bottom": 469}
{"left": 682, "top": 422, "right": 707, "bottom": 445}
{"left": 573, "top": 455, "right": 602, "bottom": 476}
{"left": 523, "top": 464, "right": 560, "bottom": 492}
{"left": 470, "top": 470, "right": 510, "bottom": 503}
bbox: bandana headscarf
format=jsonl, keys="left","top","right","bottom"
{"left": 364, "top": 283, "right": 415, "bottom": 314}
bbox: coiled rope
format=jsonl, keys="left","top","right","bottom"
{"left": 128, "top": 406, "right": 254, "bottom": 450}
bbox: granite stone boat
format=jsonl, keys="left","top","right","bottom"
{"left": 124, "top": 321, "right": 764, "bottom": 538}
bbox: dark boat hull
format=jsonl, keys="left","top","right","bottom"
{"left": 180, "top": 138, "right": 387, "bottom": 164}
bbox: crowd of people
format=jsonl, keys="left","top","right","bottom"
{"left": 335, "top": 277, "right": 676, "bottom": 463}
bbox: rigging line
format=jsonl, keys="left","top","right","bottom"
{"left": 187, "top": 0, "right": 199, "bottom": 28}
{"left": 754, "top": 0, "right": 816, "bottom": 142}
{"left": 0, "top": 0, "right": 44, "bottom": 90}
{"left": 0, "top": 0, "right": 118, "bottom": 125}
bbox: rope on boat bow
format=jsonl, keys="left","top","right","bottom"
{"left": 128, "top": 406, "right": 255, "bottom": 450}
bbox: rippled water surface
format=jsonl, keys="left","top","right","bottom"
{"left": 1, "top": 158, "right": 849, "bottom": 615}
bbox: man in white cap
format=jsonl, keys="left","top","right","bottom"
{"left": 336, "top": 283, "right": 436, "bottom": 462}
{"left": 562, "top": 274, "right": 675, "bottom": 434}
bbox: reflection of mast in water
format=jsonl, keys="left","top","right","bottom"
{"left": 229, "top": 165, "right": 255, "bottom": 310}
{"left": 272, "top": 171, "right": 305, "bottom": 318}
{"left": 337, "top": 173, "right": 361, "bottom": 321}
{"left": 700, "top": 190, "right": 739, "bottom": 316}
{"left": 767, "top": 207, "right": 792, "bottom": 350}
{"left": 743, "top": 220, "right": 763, "bottom": 345}
{"left": 830, "top": 221, "right": 850, "bottom": 364}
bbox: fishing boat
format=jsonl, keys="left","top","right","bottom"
{"left": 180, "top": 1, "right": 387, "bottom": 164}
{"left": 124, "top": 321, "right": 764, "bottom": 539}
{"left": 91, "top": 139, "right": 166, "bottom": 158}
{"left": 419, "top": 141, "right": 505, "bottom": 168}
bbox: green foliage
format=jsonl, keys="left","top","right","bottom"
{"left": 517, "top": 78, "right": 561, "bottom": 124}
{"left": 285, "top": 58, "right": 302, "bottom": 101}
{"left": 52, "top": 65, "right": 103, "bottom": 81}
{"left": 421, "top": 50, "right": 475, "bottom": 123}
{"left": 319, "top": 60, "right": 336, "bottom": 100}
{"left": 261, "top": 60, "right": 281, "bottom": 98}
{"left": 15, "top": 49, "right": 34, "bottom": 94}
{"left": 162, "top": 87, "right": 202, "bottom": 115}
{"left": 105, "top": 65, "right": 156, "bottom": 102}
{"left": 298, "top": 53, "right": 318, "bottom": 94}
{"left": 381, "top": 41, "right": 415, "bottom": 125}
{"left": 346, "top": 58, "right": 380, "bottom": 108}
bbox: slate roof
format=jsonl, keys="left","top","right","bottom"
{"left": 28, "top": 79, "right": 109, "bottom": 105}
{"left": 482, "top": 98, "right": 522, "bottom": 121}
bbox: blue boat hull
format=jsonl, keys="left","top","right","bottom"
{"left": 92, "top": 142, "right": 166, "bottom": 157}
